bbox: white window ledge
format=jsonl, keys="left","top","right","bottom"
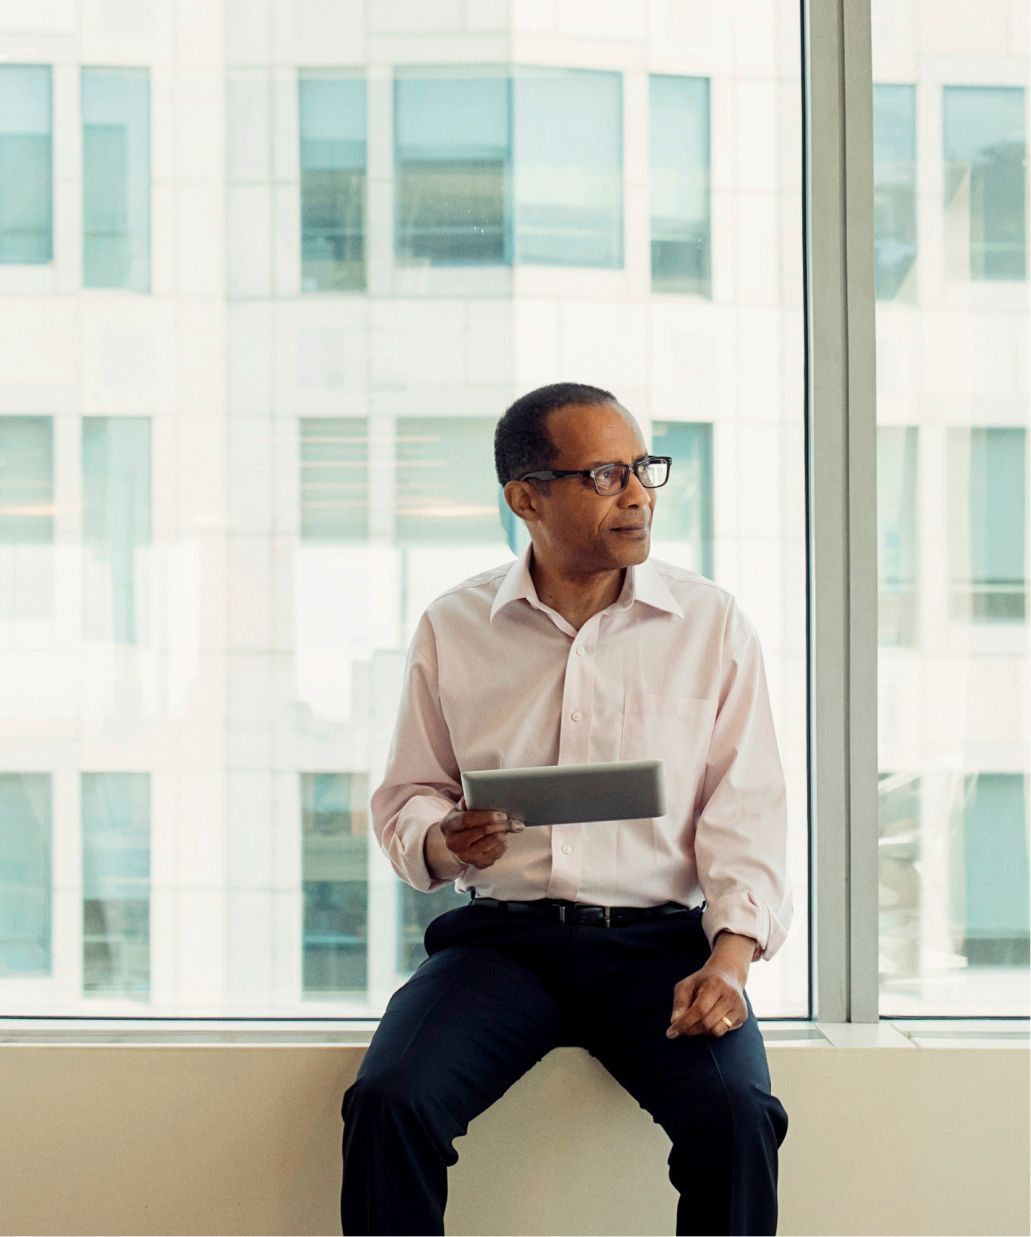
{"left": 0, "top": 1018, "right": 1026, "bottom": 1048}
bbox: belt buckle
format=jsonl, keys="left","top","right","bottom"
{"left": 603, "top": 906, "right": 612, "bottom": 928}
{"left": 558, "top": 905, "right": 566, "bottom": 924}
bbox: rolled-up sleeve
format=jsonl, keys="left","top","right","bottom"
{"left": 369, "top": 611, "right": 467, "bottom": 893}
{"left": 695, "top": 599, "right": 793, "bottom": 962}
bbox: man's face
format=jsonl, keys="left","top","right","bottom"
{"left": 505, "top": 402, "right": 657, "bottom": 570}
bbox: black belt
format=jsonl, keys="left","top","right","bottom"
{"left": 468, "top": 889, "right": 704, "bottom": 928}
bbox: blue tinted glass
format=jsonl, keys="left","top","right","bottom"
{"left": 82, "top": 417, "right": 151, "bottom": 644}
{"left": 300, "top": 418, "right": 369, "bottom": 541}
{"left": 82, "top": 68, "right": 150, "bottom": 290}
{"left": 943, "top": 86, "right": 1027, "bottom": 280}
{"left": 651, "top": 421, "right": 712, "bottom": 578}
{"left": 514, "top": 67, "right": 622, "bottom": 267}
{"left": 969, "top": 426, "right": 1027, "bottom": 611}
{"left": 0, "top": 65, "right": 52, "bottom": 264}
{"left": 650, "top": 75, "right": 710, "bottom": 294}
{"left": 873, "top": 85, "right": 917, "bottom": 299}
{"left": 395, "top": 72, "right": 510, "bottom": 265}
{"left": 0, "top": 773, "right": 51, "bottom": 975}
{"left": 0, "top": 416, "right": 53, "bottom": 543}
{"left": 299, "top": 73, "right": 366, "bottom": 290}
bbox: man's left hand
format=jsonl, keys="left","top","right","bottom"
{"left": 666, "top": 960, "right": 747, "bottom": 1039}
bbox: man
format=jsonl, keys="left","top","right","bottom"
{"left": 341, "top": 382, "right": 792, "bottom": 1236}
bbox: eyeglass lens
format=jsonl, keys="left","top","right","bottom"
{"left": 595, "top": 458, "right": 668, "bottom": 494}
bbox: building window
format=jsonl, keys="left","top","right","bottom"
{"left": 299, "top": 72, "right": 366, "bottom": 291}
{"left": 872, "top": 84, "right": 917, "bottom": 301}
{"left": 397, "top": 882, "right": 467, "bottom": 976}
{"left": 943, "top": 85, "right": 1028, "bottom": 282}
{"left": 514, "top": 66, "right": 623, "bottom": 267}
{"left": 299, "top": 418, "right": 369, "bottom": 542}
{"left": 877, "top": 426, "right": 918, "bottom": 645}
{"left": 0, "top": 773, "right": 51, "bottom": 976}
{"left": 82, "top": 772, "right": 150, "bottom": 995}
{"left": 0, "top": 65, "right": 52, "bottom": 265}
{"left": 301, "top": 773, "right": 369, "bottom": 994}
{"left": 0, "top": 416, "right": 53, "bottom": 543}
{"left": 82, "top": 417, "right": 151, "bottom": 645}
{"left": 948, "top": 426, "right": 1028, "bottom": 622}
{"left": 395, "top": 417, "right": 498, "bottom": 545}
{"left": 651, "top": 421, "right": 713, "bottom": 579}
{"left": 952, "top": 773, "right": 1030, "bottom": 966}
{"left": 878, "top": 772, "right": 922, "bottom": 986}
{"left": 395, "top": 70, "right": 510, "bottom": 266}
{"left": 394, "top": 66, "right": 623, "bottom": 269}
{"left": 82, "top": 68, "right": 150, "bottom": 291}
{"left": 649, "top": 75, "right": 710, "bottom": 295}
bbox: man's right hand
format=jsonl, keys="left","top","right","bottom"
{"left": 438, "top": 803, "right": 526, "bottom": 870}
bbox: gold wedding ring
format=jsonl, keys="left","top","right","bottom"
{"left": 720, "top": 1015, "right": 734, "bottom": 1029}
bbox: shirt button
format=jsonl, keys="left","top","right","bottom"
{"left": 561, "top": 844, "right": 572, "bottom": 855}
{"left": 575, "top": 647, "right": 586, "bottom": 656}
{"left": 570, "top": 710, "right": 582, "bottom": 722}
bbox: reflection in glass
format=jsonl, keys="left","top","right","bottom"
{"left": 650, "top": 75, "right": 710, "bottom": 295}
{"left": 0, "top": 65, "right": 51, "bottom": 264}
{"left": 299, "top": 73, "right": 366, "bottom": 291}
{"left": 652, "top": 422, "right": 712, "bottom": 578}
{"left": 0, "top": 773, "right": 51, "bottom": 975}
{"left": 395, "top": 418, "right": 498, "bottom": 544}
{"left": 82, "top": 68, "right": 150, "bottom": 291}
{"left": 82, "top": 772, "right": 150, "bottom": 995}
{"left": 0, "top": 416, "right": 53, "bottom": 544}
{"left": 944, "top": 85, "right": 1028, "bottom": 281}
{"left": 873, "top": 84, "right": 917, "bottom": 300}
{"left": 300, "top": 418, "right": 369, "bottom": 542}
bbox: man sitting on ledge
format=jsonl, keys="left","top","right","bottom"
{"left": 341, "top": 381, "right": 793, "bottom": 1236}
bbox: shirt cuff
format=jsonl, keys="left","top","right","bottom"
{"left": 701, "top": 890, "right": 785, "bottom": 962}
{"left": 390, "top": 794, "right": 466, "bottom": 893}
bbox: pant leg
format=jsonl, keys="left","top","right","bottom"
{"left": 571, "top": 911, "right": 789, "bottom": 1237}
{"left": 340, "top": 907, "right": 570, "bottom": 1236}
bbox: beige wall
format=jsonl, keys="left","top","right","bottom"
{"left": 0, "top": 1043, "right": 1027, "bottom": 1236}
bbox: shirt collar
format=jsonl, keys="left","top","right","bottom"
{"left": 489, "top": 540, "right": 684, "bottom": 624}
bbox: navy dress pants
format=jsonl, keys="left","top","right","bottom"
{"left": 340, "top": 900, "right": 789, "bottom": 1236}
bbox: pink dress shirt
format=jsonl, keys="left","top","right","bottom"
{"left": 370, "top": 542, "right": 793, "bottom": 963}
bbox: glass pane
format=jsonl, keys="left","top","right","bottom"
{"left": 82, "top": 417, "right": 151, "bottom": 645}
{"left": 0, "top": 773, "right": 52, "bottom": 976}
{"left": 874, "top": 10, "right": 1030, "bottom": 1015}
{"left": 514, "top": 66, "right": 622, "bottom": 267}
{"left": 395, "top": 71, "right": 510, "bottom": 265}
{"left": 650, "top": 76, "right": 710, "bottom": 295}
{"left": 0, "top": 65, "right": 52, "bottom": 264}
{"left": 873, "top": 84, "right": 917, "bottom": 300}
{"left": 651, "top": 421, "right": 713, "bottom": 578}
{"left": 82, "top": 68, "right": 150, "bottom": 291}
{"left": 395, "top": 417, "right": 499, "bottom": 545}
{"left": 0, "top": 416, "right": 53, "bottom": 543}
{"left": 943, "top": 86, "right": 1028, "bottom": 281}
{"left": 81, "top": 772, "right": 150, "bottom": 996}
{"left": 299, "top": 418, "right": 369, "bottom": 541}
{"left": 299, "top": 73, "right": 366, "bottom": 291}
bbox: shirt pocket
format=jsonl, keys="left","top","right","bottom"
{"left": 618, "top": 689, "right": 717, "bottom": 810}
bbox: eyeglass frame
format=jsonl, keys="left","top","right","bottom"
{"left": 515, "top": 454, "right": 673, "bottom": 496}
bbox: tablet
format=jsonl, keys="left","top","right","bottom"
{"left": 460, "top": 759, "right": 666, "bottom": 827}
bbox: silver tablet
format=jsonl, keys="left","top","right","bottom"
{"left": 460, "top": 759, "right": 666, "bottom": 827}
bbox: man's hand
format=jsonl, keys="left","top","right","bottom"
{"left": 666, "top": 959, "right": 748, "bottom": 1039}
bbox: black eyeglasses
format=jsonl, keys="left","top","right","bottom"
{"left": 517, "top": 455, "right": 672, "bottom": 497}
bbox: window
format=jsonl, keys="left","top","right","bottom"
{"left": 299, "top": 418, "right": 369, "bottom": 542}
{"left": 82, "top": 417, "right": 151, "bottom": 645}
{"left": 82, "top": 772, "right": 150, "bottom": 995}
{"left": 395, "top": 70, "right": 510, "bottom": 266}
{"left": 395, "top": 417, "right": 499, "bottom": 544}
{"left": 952, "top": 774, "right": 1029, "bottom": 967}
{"left": 513, "top": 67, "right": 623, "bottom": 267}
{"left": 0, "top": 65, "right": 51, "bottom": 265}
{"left": 82, "top": 68, "right": 150, "bottom": 291}
{"left": 0, "top": 416, "right": 53, "bottom": 543}
{"left": 944, "top": 86, "right": 1028, "bottom": 281}
{"left": 651, "top": 421, "right": 713, "bottom": 578}
{"left": 878, "top": 772, "right": 921, "bottom": 990}
{"left": 394, "top": 66, "right": 623, "bottom": 269}
{"left": 877, "top": 427, "right": 918, "bottom": 645}
{"left": 0, "top": 774, "right": 51, "bottom": 976}
{"left": 301, "top": 773, "right": 369, "bottom": 994}
{"left": 650, "top": 75, "right": 710, "bottom": 295}
{"left": 872, "top": 84, "right": 917, "bottom": 301}
{"left": 948, "top": 426, "right": 1027, "bottom": 622}
{"left": 299, "top": 72, "right": 366, "bottom": 291}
